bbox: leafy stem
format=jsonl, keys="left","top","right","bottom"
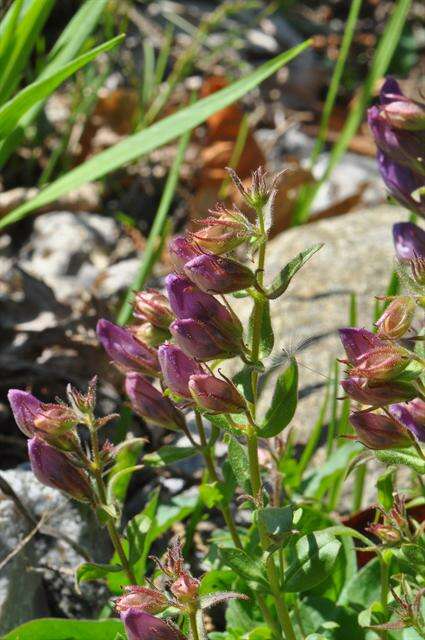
{"left": 86, "top": 412, "right": 137, "bottom": 584}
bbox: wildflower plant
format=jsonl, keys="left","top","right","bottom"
{"left": 6, "top": 77, "right": 425, "bottom": 640}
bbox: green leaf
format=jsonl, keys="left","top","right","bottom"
{"left": 266, "top": 244, "right": 323, "bottom": 299}
{"left": 259, "top": 359, "right": 298, "bottom": 437}
{"left": 200, "top": 482, "right": 223, "bottom": 508}
{"left": 284, "top": 532, "right": 341, "bottom": 592}
{"left": 227, "top": 436, "right": 250, "bottom": 485}
{"left": 75, "top": 562, "right": 123, "bottom": 584}
{"left": 248, "top": 299, "right": 274, "bottom": 359}
{"left": 219, "top": 548, "right": 269, "bottom": 589}
{"left": 375, "top": 448, "right": 425, "bottom": 474}
{"left": 3, "top": 618, "right": 124, "bottom": 640}
{"left": 108, "top": 438, "right": 144, "bottom": 503}
{"left": 143, "top": 445, "right": 198, "bottom": 467}
{"left": 233, "top": 365, "right": 255, "bottom": 404}
{"left": 258, "top": 506, "right": 294, "bottom": 547}
{"left": 0, "top": 40, "right": 311, "bottom": 230}
{"left": 0, "top": 35, "right": 123, "bottom": 138}
{"left": 338, "top": 557, "right": 381, "bottom": 607}
{"left": 377, "top": 467, "right": 395, "bottom": 511}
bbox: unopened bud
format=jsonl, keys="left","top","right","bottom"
{"left": 188, "top": 373, "right": 246, "bottom": 414}
{"left": 367, "top": 523, "right": 402, "bottom": 544}
{"left": 121, "top": 609, "right": 186, "bottom": 640}
{"left": 170, "top": 571, "right": 200, "bottom": 604}
{"left": 115, "top": 586, "right": 168, "bottom": 614}
{"left": 375, "top": 296, "right": 416, "bottom": 340}
{"left": 168, "top": 236, "right": 202, "bottom": 275}
{"left": 158, "top": 343, "right": 204, "bottom": 399}
{"left": 389, "top": 399, "right": 425, "bottom": 442}
{"left": 133, "top": 290, "right": 174, "bottom": 329}
{"left": 382, "top": 99, "right": 425, "bottom": 131}
{"left": 184, "top": 253, "right": 255, "bottom": 294}
{"left": 28, "top": 437, "right": 92, "bottom": 502}
{"left": 125, "top": 373, "right": 186, "bottom": 431}
{"left": 189, "top": 204, "right": 254, "bottom": 254}
{"left": 349, "top": 411, "right": 412, "bottom": 450}
{"left": 350, "top": 344, "right": 410, "bottom": 383}
{"left": 170, "top": 318, "right": 243, "bottom": 361}
{"left": 341, "top": 377, "right": 416, "bottom": 407}
{"left": 96, "top": 319, "right": 160, "bottom": 376}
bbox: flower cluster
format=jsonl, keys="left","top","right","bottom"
{"left": 116, "top": 538, "right": 246, "bottom": 640}
{"left": 96, "top": 197, "right": 260, "bottom": 431}
{"left": 340, "top": 222, "right": 425, "bottom": 450}
{"left": 368, "top": 78, "right": 425, "bottom": 218}
{"left": 7, "top": 378, "right": 113, "bottom": 504}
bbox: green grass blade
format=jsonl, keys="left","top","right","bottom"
{"left": 0, "top": 39, "right": 311, "bottom": 230}
{"left": 141, "top": 40, "right": 156, "bottom": 110}
{"left": 292, "top": 0, "right": 412, "bottom": 224}
{"left": 0, "top": 0, "right": 111, "bottom": 168}
{"left": 309, "top": 0, "right": 363, "bottom": 165}
{"left": 154, "top": 24, "right": 173, "bottom": 86}
{"left": 0, "top": 0, "right": 55, "bottom": 104}
{"left": 0, "top": 0, "right": 25, "bottom": 69}
{"left": 117, "top": 128, "right": 192, "bottom": 325}
{"left": 47, "top": 0, "right": 109, "bottom": 67}
{"left": 0, "top": 35, "right": 123, "bottom": 138}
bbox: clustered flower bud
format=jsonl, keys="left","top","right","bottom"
{"left": 125, "top": 372, "right": 186, "bottom": 431}
{"left": 188, "top": 203, "right": 255, "bottom": 254}
{"left": 96, "top": 319, "right": 160, "bottom": 376}
{"left": 115, "top": 586, "right": 168, "bottom": 614}
{"left": 340, "top": 217, "right": 425, "bottom": 453}
{"left": 28, "top": 437, "right": 92, "bottom": 503}
{"left": 368, "top": 78, "right": 425, "bottom": 218}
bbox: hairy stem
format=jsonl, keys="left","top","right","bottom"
{"left": 247, "top": 206, "right": 298, "bottom": 640}
{"left": 189, "top": 610, "right": 200, "bottom": 640}
{"left": 194, "top": 410, "right": 242, "bottom": 549}
{"left": 88, "top": 414, "right": 137, "bottom": 584}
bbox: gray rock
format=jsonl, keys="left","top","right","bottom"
{"left": 229, "top": 204, "right": 409, "bottom": 441}
{"left": 0, "top": 469, "right": 109, "bottom": 634}
{"left": 19, "top": 212, "right": 138, "bottom": 302}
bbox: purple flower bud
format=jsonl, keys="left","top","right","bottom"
{"left": 28, "top": 437, "right": 92, "bottom": 502}
{"left": 165, "top": 274, "right": 242, "bottom": 338}
{"left": 389, "top": 399, "right": 425, "bottom": 442}
{"left": 342, "top": 377, "right": 416, "bottom": 407}
{"left": 97, "top": 319, "right": 159, "bottom": 376}
{"left": 378, "top": 78, "right": 425, "bottom": 131}
{"left": 133, "top": 290, "right": 174, "bottom": 329}
{"left": 184, "top": 253, "right": 255, "bottom": 294}
{"left": 367, "top": 523, "right": 402, "bottom": 544}
{"left": 188, "top": 373, "right": 246, "bottom": 414}
{"left": 170, "top": 318, "right": 242, "bottom": 361}
{"left": 121, "top": 608, "right": 186, "bottom": 640}
{"left": 8, "top": 389, "right": 43, "bottom": 437}
{"left": 393, "top": 222, "right": 425, "bottom": 261}
{"left": 8, "top": 390, "right": 78, "bottom": 451}
{"left": 125, "top": 373, "right": 185, "bottom": 431}
{"left": 115, "top": 587, "right": 168, "bottom": 614}
{"left": 375, "top": 296, "right": 416, "bottom": 340}
{"left": 339, "top": 328, "right": 382, "bottom": 365}
{"left": 377, "top": 151, "right": 425, "bottom": 218}
{"left": 368, "top": 106, "right": 425, "bottom": 174}
{"left": 168, "top": 236, "right": 202, "bottom": 275}
{"left": 349, "top": 411, "right": 412, "bottom": 450}
{"left": 158, "top": 343, "right": 204, "bottom": 399}
{"left": 170, "top": 571, "right": 200, "bottom": 604}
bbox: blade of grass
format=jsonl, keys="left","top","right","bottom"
{"left": 0, "top": 0, "right": 25, "bottom": 67}
{"left": 326, "top": 360, "right": 340, "bottom": 457}
{"left": 154, "top": 24, "right": 173, "bottom": 86}
{"left": 0, "top": 39, "right": 311, "bottom": 230}
{"left": 141, "top": 40, "right": 155, "bottom": 111}
{"left": 116, "top": 128, "right": 192, "bottom": 326}
{"left": 309, "top": 0, "right": 363, "bottom": 165}
{"left": 0, "top": 0, "right": 55, "bottom": 104}
{"left": 0, "top": 0, "right": 113, "bottom": 168}
{"left": 0, "top": 35, "right": 123, "bottom": 138}
{"left": 292, "top": 0, "right": 412, "bottom": 225}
